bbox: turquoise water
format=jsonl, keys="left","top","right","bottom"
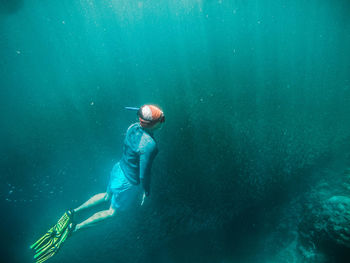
{"left": 1, "top": 0, "right": 350, "bottom": 262}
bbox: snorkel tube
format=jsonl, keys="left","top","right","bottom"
{"left": 124, "top": 107, "right": 140, "bottom": 111}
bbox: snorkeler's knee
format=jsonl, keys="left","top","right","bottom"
{"left": 109, "top": 207, "right": 116, "bottom": 217}
{"left": 104, "top": 192, "right": 111, "bottom": 201}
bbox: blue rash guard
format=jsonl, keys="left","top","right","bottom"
{"left": 119, "top": 123, "right": 158, "bottom": 195}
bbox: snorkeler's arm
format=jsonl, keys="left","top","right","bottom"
{"left": 140, "top": 140, "right": 157, "bottom": 196}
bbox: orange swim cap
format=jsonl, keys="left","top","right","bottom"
{"left": 138, "top": 105, "right": 165, "bottom": 128}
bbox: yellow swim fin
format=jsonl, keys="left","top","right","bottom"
{"left": 30, "top": 210, "right": 74, "bottom": 263}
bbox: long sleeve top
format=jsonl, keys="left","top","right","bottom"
{"left": 119, "top": 123, "right": 158, "bottom": 195}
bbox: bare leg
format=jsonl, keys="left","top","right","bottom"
{"left": 74, "top": 207, "right": 116, "bottom": 232}
{"left": 74, "top": 192, "right": 110, "bottom": 214}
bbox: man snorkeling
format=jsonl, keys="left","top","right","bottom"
{"left": 30, "top": 104, "right": 165, "bottom": 263}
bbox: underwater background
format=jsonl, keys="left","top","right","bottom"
{"left": 1, "top": 0, "right": 350, "bottom": 262}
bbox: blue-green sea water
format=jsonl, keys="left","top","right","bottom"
{"left": 1, "top": 0, "right": 350, "bottom": 262}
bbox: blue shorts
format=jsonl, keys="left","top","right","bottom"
{"left": 107, "top": 162, "right": 142, "bottom": 211}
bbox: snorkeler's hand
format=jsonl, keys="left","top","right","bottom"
{"left": 141, "top": 192, "right": 146, "bottom": 206}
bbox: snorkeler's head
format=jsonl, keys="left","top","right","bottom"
{"left": 138, "top": 105, "right": 165, "bottom": 129}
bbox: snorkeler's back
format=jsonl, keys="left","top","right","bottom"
{"left": 119, "top": 123, "right": 158, "bottom": 187}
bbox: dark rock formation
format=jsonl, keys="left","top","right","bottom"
{"left": 319, "top": 196, "right": 350, "bottom": 247}
{"left": 297, "top": 170, "right": 350, "bottom": 262}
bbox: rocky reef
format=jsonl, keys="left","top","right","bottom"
{"left": 297, "top": 169, "right": 350, "bottom": 262}
{"left": 270, "top": 168, "right": 350, "bottom": 263}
